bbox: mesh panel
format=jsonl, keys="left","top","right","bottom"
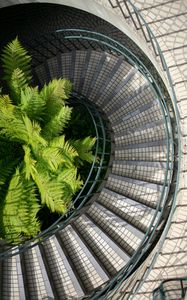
{"left": 74, "top": 215, "right": 128, "bottom": 276}
{"left": 87, "top": 203, "right": 143, "bottom": 256}
{"left": 98, "top": 188, "right": 158, "bottom": 232}
{"left": 58, "top": 226, "right": 108, "bottom": 293}
{"left": 106, "top": 174, "right": 162, "bottom": 208}
{"left": 42, "top": 236, "right": 84, "bottom": 299}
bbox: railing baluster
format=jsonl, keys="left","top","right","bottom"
{"left": 122, "top": 0, "right": 140, "bottom": 29}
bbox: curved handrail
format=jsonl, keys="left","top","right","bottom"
{"left": 153, "top": 277, "right": 187, "bottom": 299}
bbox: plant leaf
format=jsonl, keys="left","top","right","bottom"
{"left": 0, "top": 167, "right": 40, "bottom": 244}
{"left": 1, "top": 37, "right": 32, "bottom": 103}
{"left": 40, "top": 78, "right": 72, "bottom": 123}
{"left": 70, "top": 136, "right": 96, "bottom": 165}
{"left": 42, "top": 105, "right": 72, "bottom": 140}
{"left": 20, "top": 86, "right": 46, "bottom": 121}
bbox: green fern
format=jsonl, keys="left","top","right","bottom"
{"left": 70, "top": 136, "right": 96, "bottom": 165}
{"left": 23, "top": 145, "right": 37, "bottom": 180}
{"left": 58, "top": 167, "right": 83, "bottom": 194}
{"left": 20, "top": 86, "right": 46, "bottom": 121}
{"left": 10, "top": 68, "right": 28, "bottom": 103}
{"left": 50, "top": 135, "right": 78, "bottom": 167}
{"left": 0, "top": 167, "right": 40, "bottom": 244}
{"left": 42, "top": 105, "right": 72, "bottom": 140}
{"left": 0, "top": 99, "right": 46, "bottom": 147}
{"left": 0, "top": 157, "right": 19, "bottom": 200}
{"left": 31, "top": 167, "right": 67, "bottom": 214}
{"left": 0, "top": 100, "right": 29, "bottom": 143}
{"left": 1, "top": 37, "right": 32, "bottom": 88}
{"left": 22, "top": 115, "right": 47, "bottom": 149}
{"left": 40, "top": 79, "right": 73, "bottom": 122}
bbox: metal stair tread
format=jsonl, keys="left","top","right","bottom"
{"left": 114, "top": 118, "right": 166, "bottom": 138}
{"left": 109, "top": 99, "right": 161, "bottom": 126}
{"left": 115, "top": 139, "right": 167, "bottom": 150}
{"left": 58, "top": 225, "right": 109, "bottom": 292}
{"left": 88, "top": 55, "right": 118, "bottom": 101}
{"left": 115, "top": 130, "right": 166, "bottom": 147}
{"left": 22, "top": 244, "right": 54, "bottom": 300}
{"left": 106, "top": 174, "right": 163, "bottom": 209}
{"left": 73, "top": 214, "right": 129, "bottom": 276}
{"left": 106, "top": 82, "right": 152, "bottom": 118}
{"left": 94, "top": 55, "right": 125, "bottom": 105}
{"left": 81, "top": 51, "right": 107, "bottom": 96}
{"left": 87, "top": 202, "right": 145, "bottom": 256}
{"left": 111, "top": 102, "right": 164, "bottom": 132}
{"left": 107, "top": 173, "right": 163, "bottom": 190}
{"left": 97, "top": 187, "right": 161, "bottom": 233}
{"left": 100, "top": 63, "right": 134, "bottom": 109}
{"left": 112, "top": 159, "right": 167, "bottom": 184}
{"left": 101, "top": 67, "right": 139, "bottom": 111}
{"left": 2, "top": 251, "right": 26, "bottom": 300}
{"left": 42, "top": 235, "right": 85, "bottom": 299}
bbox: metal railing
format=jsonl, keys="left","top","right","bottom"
{"left": 0, "top": 94, "right": 111, "bottom": 259}
{"left": 153, "top": 278, "right": 187, "bottom": 300}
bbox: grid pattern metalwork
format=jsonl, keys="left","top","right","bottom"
{"left": 87, "top": 203, "right": 144, "bottom": 257}
{"left": 115, "top": 142, "right": 167, "bottom": 162}
{"left": 97, "top": 188, "right": 157, "bottom": 233}
{"left": 153, "top": 278, "right": 187, "bottom": 300}
{"left": 42, "top": 236, "right": 84, "bottom": 299}
{"left": 112, "top": 160, "right": 166, "bottom": 184}
{"left": 22, "top": 246, "right": 53, "bottom": 300}
{"left": 74, "top": 214, "right": 128, "bottom": 276}
{"left": 58, "top": 225, "right": 109, "bottom": 293}
{"left": 106, "top": 174, "right": 162, "bottom": 208}
{"left": 1, "top": 254, "right": 25, "bottom": 300}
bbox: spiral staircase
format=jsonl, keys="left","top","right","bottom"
{"left": 0, "top": 1, "right": 186, "bottom": 300}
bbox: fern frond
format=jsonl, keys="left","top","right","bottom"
{"left": 22, "top": 115, "right": 47, "bottom": 148}
{"left": 0, "top": 101, "right": 47, "bottom": 148}
{"left": 70, "top": 136, "right": 96, "bottom": 165}
{"left": 50, "top": 135, "right": 78, "bottom": 167}
{"left": 10, "top": 68, "right": 28, "bottom": 103}
{"left": 0, "top": 103, "right": 29, "bottom": 143}
{"left": 1, "top": 37, "right": 31, "bottom": 86}
{"left": 0, "top": 157, "right": 18, "bottom": 200}
{"left": 20, "top": 86, "right": 46, "bottom": 121}
{"left": 42, "top": 105, "right": 72, "bottom": 140}
{"left": 32, "top": 168, "right": 67, "bottom": 214}
{"left": 23, "top": 145, "right": 37, "bottom": 180}
{"left": 41, "top": 146, "right": 64, "bottom": 173}
{"left": 0, "top": 167, "right": 40, "bottom": 243}
{"left": 40, "top": 78, "right": 73, "bottom": 123}
{"left": 58, "top": 167, "right": 83, "bottom": 194}
{"left": 0, "top": 94, "right": 12, "bottom": 107}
